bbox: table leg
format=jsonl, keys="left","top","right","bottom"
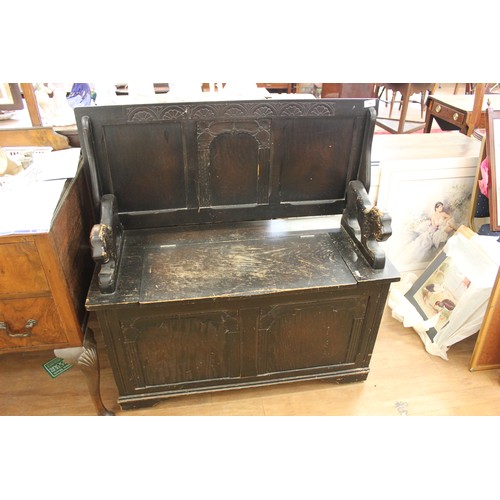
{"left": 423, "top": 103, "right": 434, "bottom": 133}
{"left": 397, "top": 90, "right": 411, "bottom": 134}
{"left": 54, "top": 327, "right": 114, "bottom": 416}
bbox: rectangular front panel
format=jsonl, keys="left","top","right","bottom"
{"left": 114, "top": 309, "right": 241, "bottom": 389}
{"left": 0, "top": 242, "right": 49, "bottom": 296}
{"left": 0, "top": 296, "right": 66, "bottom": 350}
{"left": 258, "top": 295, "right": 368, "bottom": 374}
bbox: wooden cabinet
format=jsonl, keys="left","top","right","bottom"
{"left": 0, "top": 163, "right": 113, "bottom": 415}
{"left": 0, "top": 166, "right": 94, "bottom": 353}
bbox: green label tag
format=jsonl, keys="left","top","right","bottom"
{"left": 42, "top": 357, "right": 73, "bottom": 378}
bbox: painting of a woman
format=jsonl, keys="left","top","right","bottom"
{"left": 401, "top": 201, "right": 460, "bottom": 265}
{"left": 377, "top": 158, "right": 475, "bottom": 273}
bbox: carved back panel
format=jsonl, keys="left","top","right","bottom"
{"left": 75, "top": 99, "right": 377, "bottom": 228}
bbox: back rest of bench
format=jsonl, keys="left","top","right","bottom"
{"left": 75, "top": 98, "right": 377, "bottom": 229}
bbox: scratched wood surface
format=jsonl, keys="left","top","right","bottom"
{"left": 140, "top": 233, "right": 355, "bottom": 303}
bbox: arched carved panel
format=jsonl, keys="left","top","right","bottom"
{"left": 196, "top": 119, "right": 271, "bottom": 207}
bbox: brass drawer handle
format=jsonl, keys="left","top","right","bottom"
{"left": 435, "top": 104, "right": 442, "bottom": 113}
{"left": 453, "top": 112, "right": 459, "bottom": 121}
{"left": 0, "top": 319, "right": 37, "bottom": 338}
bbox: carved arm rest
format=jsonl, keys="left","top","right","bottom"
{"left": 90, "top": 194, "right": 123, "bottom": 293}
{"left": 341, "top": 180, "right": 392, "bottom": 269}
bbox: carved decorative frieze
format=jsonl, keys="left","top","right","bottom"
{"left": 126, "top": 100, "right": 338, "bottom": 123}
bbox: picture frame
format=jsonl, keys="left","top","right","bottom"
{"left": 404, "top": 250, "right": 463, "bottom": 341}
{"left": 485, "top": 105, "right": 500, "bottom": 231}
{"left": 376, "top": 156, "right": 477, "bottom": 273}
{"left": 402, "top": 224, "right": 498, "bottom": 354}
{"left": 0, "top": 83, "right": 23, "bottom": 112}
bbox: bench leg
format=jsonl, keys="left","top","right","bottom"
{"left": 55, "top": 327, "right": 114, "bottom": 416}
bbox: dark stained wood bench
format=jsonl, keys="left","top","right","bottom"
{"left": 75, "top": 98, "right": 400, "bottom": 410}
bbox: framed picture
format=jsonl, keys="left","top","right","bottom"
{"left": 402, "top": 224, "right": 498, "bottom": 354}
{"left": 403, "top": 250, "right": 471, "bottom": 341}
{"left": 486, "top": 106, "right": 500, "bottom": 231}
{"left": 0, "top": 83, "right": 23, "bottom": 112}
{"left": 377, "top": 156, "right": 477, "bottom": 273}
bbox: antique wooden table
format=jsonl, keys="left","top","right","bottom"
{"left": 424, "top": 93, "right": 500, "bottom": 136}
{"left": 375, "top": 83, "right": 435, "bottom": 134}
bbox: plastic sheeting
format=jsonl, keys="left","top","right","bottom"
{"left": 388, "top": 227, "right": 500, "bottom": 360}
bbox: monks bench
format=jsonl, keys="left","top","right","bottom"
{"left": 75, "top": 98, "right": 399, "bottom": 410}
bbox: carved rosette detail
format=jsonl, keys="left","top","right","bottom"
{"left": 252, "top": 104, "right": 275, "bottom": 117}
{"left": 280, "top": 104, "right": 304, "bottom": 116}
{"left": 128, "top": 109, "right": 157, "bottom": 122}
{"left": 224, "top": 106, "right": 246, "bottom": 118}
{"left": 192, "top": 106, "right": 216, "bottom": 120}
{"left": 127, "top": 105, "right": 187, "bottom": 122}
{"left": 310, "top": 104, "right": 334, "bottom": 116}
{"left": 160, "top": 107, "right": 188, "bottom": 120}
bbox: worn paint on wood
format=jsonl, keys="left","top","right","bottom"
{"left": 141, "top": 233, "right": 355, "bottom": 303}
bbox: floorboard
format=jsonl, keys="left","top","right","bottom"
{"left": 1, "top": 307, "right": 498, "bottom": 416}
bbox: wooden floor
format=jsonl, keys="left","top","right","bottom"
{"left": 1, "top": 305, "right": 499, "bottom": 416}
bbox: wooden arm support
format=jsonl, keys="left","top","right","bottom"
{"left": 90, "top": 194, "right": 123, "bottom": 293}
{"left": 341, "top": 180, "right": 392, "bottom": 269}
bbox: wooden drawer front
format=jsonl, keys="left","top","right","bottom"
{"left": 431, "top": 101, "right": 466, "bottom": 126}
{"left": 0, "top": 297, "right": 66, "bottom": 350}
{"left": 0, "top": 242, "right": 49, "bottom": 296}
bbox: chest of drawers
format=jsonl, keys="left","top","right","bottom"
{"left": 0, "top": 165, "right": 94, "bottom": 353}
